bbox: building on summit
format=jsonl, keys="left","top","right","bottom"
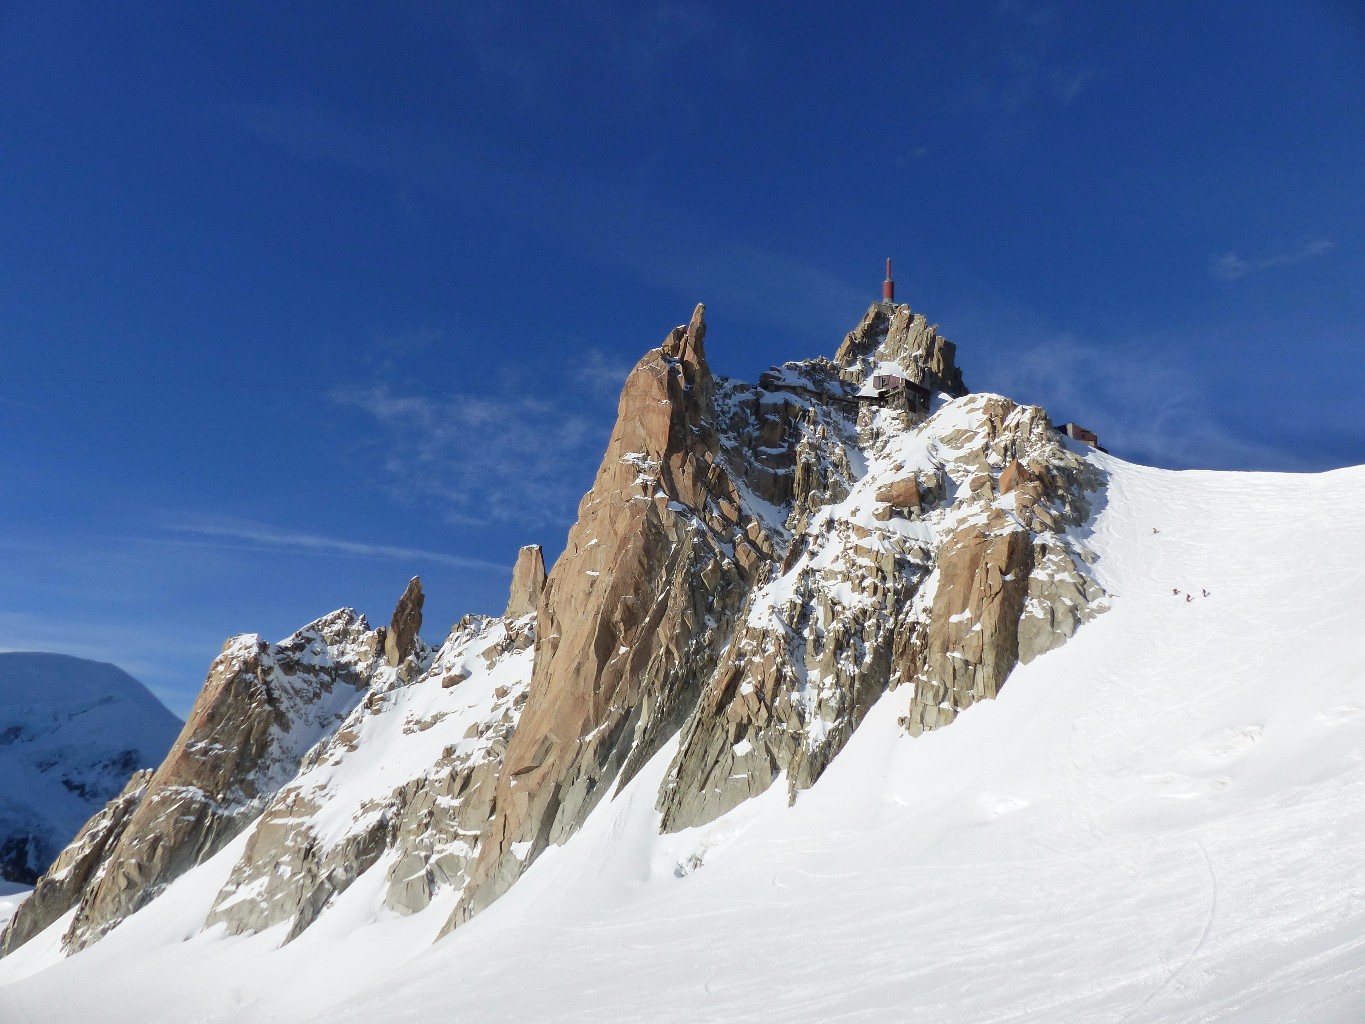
{"left": 1059, "top": 421, "right": 1107, "bottom": 453}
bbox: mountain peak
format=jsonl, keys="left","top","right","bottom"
{"left": 4, "top": 300, "right": 1107, "bottom": 988}
{"left": 835, "top": 301, "right": 968, "bottom": 397}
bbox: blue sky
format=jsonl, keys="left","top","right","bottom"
{"left": 2, "top": 1, "right": 1362, "bottom": 716}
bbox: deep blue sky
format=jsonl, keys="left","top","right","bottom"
{"left": 2, "top": 2, "right": 1362, "bottom": 715}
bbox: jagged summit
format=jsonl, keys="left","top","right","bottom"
{"left": 834, "top": 301, "right": 968, "bottom": 397}
{"left": 3, "top": 300, "right": 1365, "bottom": 1024}
{"left": 3, "top": 300, "right": 1106, "bottom": 973}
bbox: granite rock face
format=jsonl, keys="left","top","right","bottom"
{"left": 203, "top": 610, "right": 530, "bottom": 940}
{"left": 4, "top": 301, "right": 1109, "bottom": 959}
{"left": 384, "top": 576, "right": 425, "bottom": 670}
{"left": 0, "top": 770, "right": 152, "bottom": 956}
{"left": 504, "top": 545, "right": 546, "bottom": 620}
{"left": 57, "top": 607, "right": 383, "bottom": 952}
{"left": 895, "top": 397, "right": 1104, "bottom": 737}
{"left": 446, "top": 303, "right": 759, "bottom": 928}
{"left": 835, "top": 303, "right": 968, "bottom": 397}
{"left": 656, "top": 377, "right": 1106, "bottom": 830}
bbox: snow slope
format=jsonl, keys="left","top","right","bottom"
{"left": 5, "top": 454, "right": 1365, "bottom": 1022}
{"left": 0, "top": 654, "right": 181, "bottom": 883}
{"left": 0, "top": 884, "right": 27, "bottom": 933}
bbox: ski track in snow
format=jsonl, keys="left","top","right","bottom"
{"left": 6, "top": 455, "right": 1365, "bottom": 1022}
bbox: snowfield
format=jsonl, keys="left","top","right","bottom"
{"left": 6, "top": 452, "right": 1365, "bottom": 1022}
{"left": 0, "top": 885, "right": 28, "bottom": 934}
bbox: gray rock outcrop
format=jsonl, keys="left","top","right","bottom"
{"left": 835, "top": 302, "right": 968, "bottom": 396}
{"left": 895, "top": 397, "right": 1104, "bottom": 736}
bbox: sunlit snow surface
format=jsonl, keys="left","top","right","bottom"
{"left": 7, "top": 454, "right": 1365, "bottom": 1022}
{"left": 0, "top": 884, "right": 28, "bottom": 933}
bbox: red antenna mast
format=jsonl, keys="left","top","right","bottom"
{"left": 883, "top": 258, "right": 895, "bottom": 303}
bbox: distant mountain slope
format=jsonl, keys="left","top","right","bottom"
{"left": 0, "top": 653, "right": 181, "bottom": 884}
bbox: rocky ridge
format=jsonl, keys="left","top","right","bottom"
{"left": 2, "top": 301, "right": 1108, "bottom": 959}
{"left": 0, "top": 770, "right": 152, "bottom": 956}
{"left": 203, "top": 604, "right": 535, "bottom": 938}
{"left": 4, "top": 606, "right": 400, "bottom": 953}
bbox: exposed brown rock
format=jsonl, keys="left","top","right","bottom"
{"left": 58, "top": 609, "right": 378, "bottom": 952}
{"left": 658, "top": 546, "right": 915, "bottom": 830}
{"left": 385, "top": 577, "right": 424, "bottom": 668}
{"left": 0, "top": 770, "right": 152, "bottom": 956}
{"left": 833, "top": 304, "right": 891, "bottom": 367}
{"left": 899, "top": 511, "right": 1033, "bottom": 736}
{"left": 894, "top": 396, "right": 1105, "bottom": 736}
{"left": 662, "top": 389, "right": 1107, "bottom": 829}
{"left": 835, "top": 303, "right": 967, "bottom": 397}
{"left": 875, "top": 476, "right": 922, "bottom": 510}
{"left": 999, "top": 458, "right": 1033, "bottom": 495}
{"left": 504, "top": 545, "right": 547, "bottom": 619}
{"left": 11, "top": 304, "right": 1113, "bottom": 958}
{"left": 445, "top": 303, "right": 752, "bottom": 930}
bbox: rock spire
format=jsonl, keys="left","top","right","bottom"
{"left": 3, "top": 300, "right": 1109, "bottom": 963}
{"left": 384, "top": 576, "right": 425, "bottom": 669}
{"left": 504, "top": 545, "right": 547, "bottom": 619}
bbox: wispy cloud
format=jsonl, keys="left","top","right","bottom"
{"left": 1211, "top": 239, "right": 1334, "bottom": 281}
{"left": 957, "top": 2, "right": 1099, "bottom": 119}
{"left": 164, "top": 518, "right": 511, "bottom": 573}
{"left": 974, "top": 329, "right": 1305, "bottom": 472}
{"left": 584, "top": 3, "right": 718, "bottom": 74}
{"left": 575, "top": 347, "right": 635, "bottom": 402}
{"left": 374, "top": 325, "right": 444, "bottom": 358}
{"left": 423, "top": 3, "right": 733, "bottom": 108}
{"left": 1053, "top": 68, "right": 1096, "bottom": 105}
{"left": 330, "top": 380, "right": 616, "bottom": 529}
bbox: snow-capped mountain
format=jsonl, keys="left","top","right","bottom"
{"left": 3, "top": 303, "right": 1364, "bottom": 1023}
{"left": 0, "top": 653, "right": 180, "bottom": 885}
